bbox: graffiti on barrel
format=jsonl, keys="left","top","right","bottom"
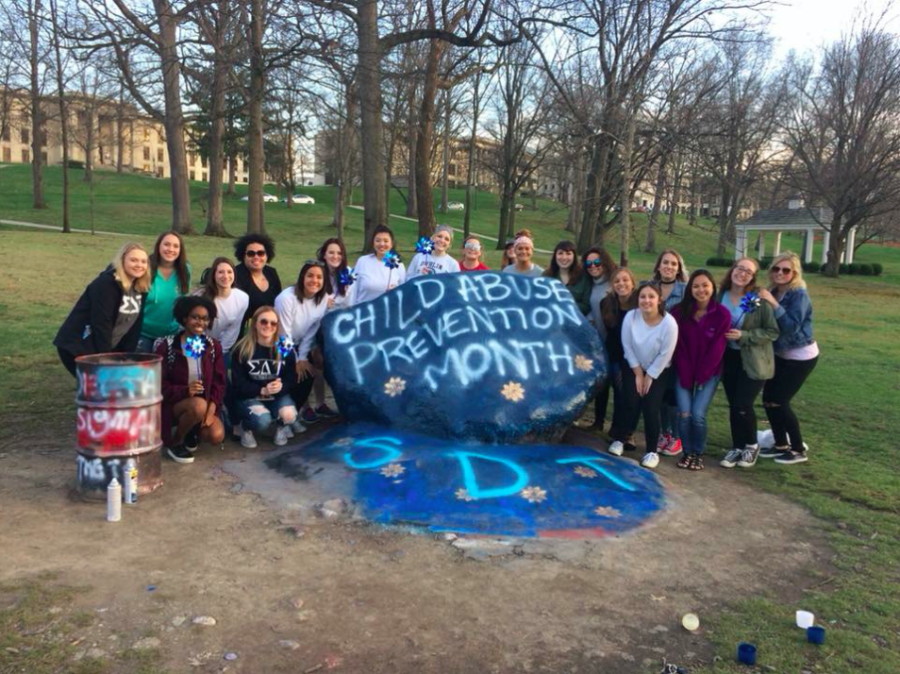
{"left": 267, "top": 423, "right": 666, "bottom": 538}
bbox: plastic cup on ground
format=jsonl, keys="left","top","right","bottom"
{"left": 796, "top": 610, "right": 815, "bottom": 629}
{"left": 737, "top": 642, "right": 757, "bottom": 665}
{"left": 807, "top": 626, "right": 826, "bottom": 645}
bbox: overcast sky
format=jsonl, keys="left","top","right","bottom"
{"left": 767, "top": 0, "right": 900, "bottom": 59}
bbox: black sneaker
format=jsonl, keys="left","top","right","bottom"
{"left": 184, "top": 426, "right": 200, "bottom": 452}
{"left": 760, "top": 445, "right": 789, "bottom": 459}
{"left": 167, "top": 444, "right": 195, "bottom": 464}
{"left": 774, "top": 450, "right": 808, "bottom": 465}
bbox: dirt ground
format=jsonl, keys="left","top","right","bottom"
{"left": 0, "top": 421, "right": 835, "bottom": 674}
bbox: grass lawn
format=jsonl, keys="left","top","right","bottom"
{"left": 1, "top": 164, "right": 898, "bottom": 673}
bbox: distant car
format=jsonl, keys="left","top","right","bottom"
{"left": 513, "top": 203, "right": 524, "bottom": 211}
{"left": 283, "top": 194, "right": 315, "bottom": 204}
{"left": 240, "top": 194, "right": 279, "bottom": 203}
{"left": 447, "top": 201, "right": 465, "bottom": 211}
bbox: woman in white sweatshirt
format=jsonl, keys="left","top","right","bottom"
{"left": 611, "top": 281, "right": 679, "bottom": 469}
{"left": 351, "top": 225, "right": 407, "bottom": 304}
{"left": 407, "top": 225, "right": 461, "bottom": 278}
{"left": 274, "top": 261, "right": 332, "bottom": 417}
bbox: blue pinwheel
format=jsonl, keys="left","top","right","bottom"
{"left": 415, "top": 236, "right": 435, "bottom": 255}
{"left": 184, "top": 335, "right": 206, "bottom": 382}
{"left": 339, "top": 266, "right": 358, "bottom": 288}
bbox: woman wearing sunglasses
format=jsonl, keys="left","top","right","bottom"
{"left": 230, "top": 306, "right": 299, "bottom": 449}
{"left": 718, "top": 258, "right": 779, "bottom": 469}
{"left": 234, "top": 233, "right": 282, "bottom": 326}
{"left": 583, "top": 247, "right": 617, "bottom": 429}
{"left": 155, "top": 296, "right": 226, "bottom": 464}
{"left": 757, "top": 252, "right": 818, "bottom": 465}
{"left": 55, "top": 243, "right": 151, "bottom": 376}
{"left": 460, "top": 235, "right": 490, "bottom": 271}
{"left": 274, "top": 261, "right": 331, "bottom": 427}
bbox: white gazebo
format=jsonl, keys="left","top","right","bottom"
{"left": 733, "top": 198, "right": 857, "bottom": 264}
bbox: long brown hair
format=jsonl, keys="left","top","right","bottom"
{"left": 317, "top": 237, "right": 350, "bottom": 296}
{"left": 150, "top": 231, "right": 191, "bottom": 294}
{"left": 200, "top": 257, "right": 236, "bottom": 300}
{"left": 544, "top": 240, "right": 583, "bottom": 285}
{"left": 232, "top": 306, "right": 280, "bottom": 364}
{"left": 600, "top": 268, "right": 638, "bottom": 329}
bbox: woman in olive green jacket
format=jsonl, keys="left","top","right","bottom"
{"left": 717, "top": 257, "right": 780, "bottom": 469}
{"left": 543, "top": 240, "right": 591, "bottom": 315}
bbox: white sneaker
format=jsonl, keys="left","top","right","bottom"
{"left": 274, "top": 425, "right": 289, "bottom": 446}
{"left": 290, "top": 420, "right": 307, "bottom": 435}
{"left": 720, "top": 448, "right": 742, "bottom": 468}
{"left": 608, "top": 440, "right": 624, "bottom": 456}
{"left": 240, "top": 427, "right": 258, "bottom": 449}
{"left": 641, "top": 451, "right": 660, "bottom": 469}
{"left": 283, "top": 424, "right": 295, "bottom": 439}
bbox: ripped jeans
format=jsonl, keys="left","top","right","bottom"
{"left": 674, "top": 376, "right": 720, "bottom": 456}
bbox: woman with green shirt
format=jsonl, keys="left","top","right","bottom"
{"left": 717, "top": 257, "right": 780, "bottom": 469}
{"left": 138, "top": 231, "right": 192, "bottom": 352}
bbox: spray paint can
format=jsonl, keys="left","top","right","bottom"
{"left": 107, "top": 478, "right": 122, "bottom": 522}
{"left": 123, "top": 459, "right": 138, "bottom": 505}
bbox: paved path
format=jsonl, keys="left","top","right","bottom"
{"left": 347, "top": 205, "right": 554, "bottom": 254}
{"left": 0, "top": 219, "right": 129, "bottom": 237}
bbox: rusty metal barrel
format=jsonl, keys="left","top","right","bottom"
{"left": 75, "top": 353, "right": 164, "bottom": 499}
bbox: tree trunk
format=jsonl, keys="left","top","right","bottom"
{"left": 440, "top": 92, "right": 450, "bottom": 213}
{"left": 578, "top": 134, "right": 611, "bottom": 252}
{"left": 83, "top": 107, "right": 94, "bottom": 183}
{"left": 333, "top": 181, "right": 345, "bottom": 239}
{"left": 227, "top": 153, "right": 236, "bottom": 194}
{"left": 49, "top": 0, "right": 68, "bottom": 231}
{"left": 357, "top": 0, "right": 387, "bottom": 251}
{"left": 463, "top": 76, "right": 481, "bottom": 239}
{"left": 415, "top": 38, "right": 443, "bottom": 238}
{"left": 824, "top": 219, "right": 844, "bottom": 277}
{"left": 645, "top": 155, "right": 666, "bottom": 252}
{"left": 619, "top": 111, "right": 637, "bottom": 268}
{"left": 156, "top": 0, "right": 193, "bottom": 234}
{"left": 28, "top": 0, "right": 46, "bottom": 210}
{"left": 245, "top": 0, "right": 266, "bottom": 234}
{"left": 405, "top": 79, "right": 418, "bottom": 218}
{"left": 204, "top": 58, "right": 227, "bottom": 236}
{"left": 116, "top": 85, "right": 125, "bottom": 173}
{"left": 715, "top": 188, "right": 731, "bottom": 256}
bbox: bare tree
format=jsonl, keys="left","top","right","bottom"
{"left": 784, "top": 20, "right": 900, "bottom": 275}
{"left": 48, "top": 0, "right": 71, "bottom": 231}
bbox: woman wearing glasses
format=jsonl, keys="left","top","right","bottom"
{"left": 460, "top": 235, "right": 490, "bottom": 271}
{"left": 233, "top": 233, "right": 282, "bottom": 326}
{"left": 757, "top": 252, "right": 818, "bottom": 465}
{"left": 139, "top": 232, "right": 192, "bottom": 352}
{"left": 718, "top": 258, "right": 780, "bottom": 469}
{"left": 543, "top": 240, "right": 591, "bottom": 314}
{"left": 55, "top": 243, "right": 151, "bottom": 376}
{"left": 352, "top": 225, "right": 407, "bottom": 304}
{"left": 231, "top": 307, "right": 299, "bottom": 449}
{"left": 274, "top": 261, "right": 331, "bottom": 427}
{"left": 155, "top": 296, "right": 226, "bottom": 464}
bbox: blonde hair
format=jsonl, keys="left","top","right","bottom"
{"left": 112, "top": 243, "right": 151, "bottom": 293}
{"left": 232, "top": 306, "right": 282, "bottom": 365}
{"left": 768, "top": 251, "right": 806, "bottom": 291}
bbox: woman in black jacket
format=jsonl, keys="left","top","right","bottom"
{"left": 233, "top": 233, "right": 282, "bottom": 326}
{"left": 54, "top": 243, "right": 152, "bottom": 376}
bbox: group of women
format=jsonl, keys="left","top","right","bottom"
{"left": 55, "top": 227, "right": 818, "bottom": 471}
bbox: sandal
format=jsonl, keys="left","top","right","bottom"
{"left": 688, "top": 456, "right": 705, "bottom": 471}
{"left": 677, "top": 454, "right": 693, "bottom": 469}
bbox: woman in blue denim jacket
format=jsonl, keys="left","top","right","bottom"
{"left": 758, "top": 252, "right": 819, "bottom": 465}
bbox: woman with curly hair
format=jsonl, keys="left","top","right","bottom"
{"left": 233, "top": 233, "right": 282, "bottom": 326}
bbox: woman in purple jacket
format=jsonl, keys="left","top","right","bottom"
{"left": 671, "top": 269, "right": 731, "bottom": 470}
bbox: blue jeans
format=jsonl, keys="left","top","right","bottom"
{"left": 238, "top": 394, "right": 296, "bottom": 433}
{"left": 136, "top": 336, "right": 158, "bottom": 353}
{"left": 674, "top": 376, "right": 720, "bottom": 456}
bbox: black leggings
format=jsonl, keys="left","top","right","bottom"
{"left": 722, "top": 348, "right": 766, "bottom": 449}
{"left": 594, "top": 375, "right": 611, "bottom": 427}
{"left": 610, "top": 367, "right": 671, "bottom": 450}
{"left": 763, "top": 355, "right": 818, "bottom": 452}
{"left": 290, "top": 375, "right": 315, "bottom": 412}
{"left": 58, "top": 348, "right": 78, "bottom": 378}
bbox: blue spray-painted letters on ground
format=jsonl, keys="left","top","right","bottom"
{"left": 266, "top": 423, "right": 665, "bottom": 538}
{"left": 323, "top": 273, "right": 608, "bottom": 443}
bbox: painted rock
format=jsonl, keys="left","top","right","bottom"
{"left": 322, "top": 272, "right": 607, "bottom": 443}
{"left": 266, "top": 423, "right": 665, "bottom": 538}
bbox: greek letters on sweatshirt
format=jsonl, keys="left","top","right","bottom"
{"left": 621, "top": 310, "right": 678, "bottom": 380}
{"left": 350, "top": 254, "right": 407, "bottom": 304}
{"left": 274, "top": 288, "right": 331, "bottom": 360}
{"left": 231, "top": 343, "right": 298, "bottom": 401}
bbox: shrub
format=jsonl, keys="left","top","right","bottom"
{"left": 801, "top": 262, "right": 821, "bottom": 273}
{"left": 705, "top": 256, "right": 733, "bottom": 267}
{"left": 61, "top": 159, "right": 84, "bottom": 169}
{"left": 839, "top": 263, "right": 850, "bottom": 274}
{"left": 859, "top": 264, "right": 874, "bottom": 276}
{"left": 848, "top": 263, "right": 863, "bottom": 274}
{"left": 872, "top": 263, "right": 884, "bottom": 276}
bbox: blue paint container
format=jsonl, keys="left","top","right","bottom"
{"left": 807, "top": 625, "right": 826, "bottom": 645}
{"left": 737, "top": 642, "right": 757, "bottom": 665}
